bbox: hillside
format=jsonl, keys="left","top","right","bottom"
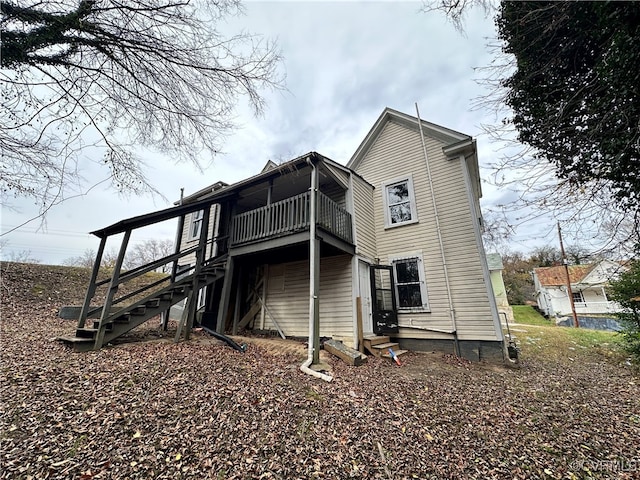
{"left": 1, "top": 262, "right": 639, "bottom": 479}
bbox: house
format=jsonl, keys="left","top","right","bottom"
{"left": 532, "top": 259, "right": 626, "bottom": 329}
{"left": 486, "top": 253, "right": 513, "bottom": 324}
{"left": 60, "top": 107, "right": 505, "bottom": 363}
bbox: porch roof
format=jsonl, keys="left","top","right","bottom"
{"left": 91, "top": 151, "right": 366, "bottom": 238}
{"left": 90, "top": 194, "right": 236, "bottom": 238}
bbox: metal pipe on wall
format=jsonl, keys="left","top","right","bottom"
{"left": 415, "top": 103, "right": 460, "bottom": 356}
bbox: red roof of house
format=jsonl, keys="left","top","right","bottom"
{"left": 534, "top": 264, "right": 596, "bottom": 286}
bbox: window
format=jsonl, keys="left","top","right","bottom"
{"left": 391, "top": 254, "right": 429, "bottom": 311}
{"left": 382, "top": 175, "right": 418, "bottom": 228}
{"left": 572, "top": 291, "right": 584, "bottom": 304}
{"left": 188, "top": 210, "right": 204, "bottom": 240}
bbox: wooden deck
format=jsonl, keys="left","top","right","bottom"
{"left": 230, "top": 191, "right": 353, "bottom": 247}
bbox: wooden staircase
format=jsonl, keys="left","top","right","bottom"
{"left": 362, "top": 334, "right": 408, "bottom": 359}
{"left": 58, "top": 263, "right": 225, "bottom": 352}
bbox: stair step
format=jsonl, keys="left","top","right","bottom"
{"left": 363, "top": 335, "right": 390, "bottom": 346}
{"left": 57, "top": 335, "right": 94, "bottom": 352}
{"left": 114, "top": 314, "right": 131, "bottom": 323}
{"left": 130, "top": 306, "right": 146, "bottom": 316}
{"left": 382, "top": 349, "right": 408, "bottom": 358}
{"left": 369, "top": 342, "right": 400, "bottom": 357}
{"left": 145, "top": 298, "right": 161, "bottom": 308}
{"left": 91, "top": 321, "right": 114, "bottom": 331}
{"left": 372, "top": 342, "right": 399, "bottom": 350}
{"left": 75, "top": 328, "right": 98, "bottom": 339}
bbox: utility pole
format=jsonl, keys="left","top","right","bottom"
{"left": 558, "top": 222, "right": 579, "bottom": 328}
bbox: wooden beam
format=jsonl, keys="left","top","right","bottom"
{"left": 324, "top": 339, "right": 367, "bottom": 366}
{"left": 237, "top": 302, "right": 261, "bottom": 330}
{"left": 232, "top": 266, "right": 244, "bottom": 335}
{"left": 216, "top": 256, "right": 234, "bottom": 333}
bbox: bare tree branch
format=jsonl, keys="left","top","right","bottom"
{"left": 1, "top": 0, "right": 283, "bottom": 215}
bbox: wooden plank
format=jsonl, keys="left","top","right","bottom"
{"left": 356, "top": 297, "right": 364, "bottom": 353}
{"left": 324, "top": 339, "right": 367, "bottom": 366}
{"left": 237, "top": 302, "right": 261, "bottom": 330}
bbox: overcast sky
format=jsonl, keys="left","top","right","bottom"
{"left": 1, "top": 1, "right": 556, "bottom": 265}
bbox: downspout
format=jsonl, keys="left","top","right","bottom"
{"left": 415, "top": 103, "right": 460, "bottom": 357}
{"left": 301, "top": 156, "right": 333, "bottom": 382}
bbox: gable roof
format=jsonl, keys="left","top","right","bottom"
{"left": 347, "top": 107, "right": 471, "bottom": 171}
{"left": 534, "top": 264, "right": 596, "bottom": 287}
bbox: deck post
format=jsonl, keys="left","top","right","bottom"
{"left": 216, "top": 255, "right": 235, "bottom": 333}
{"left": 94, "top": 229, "right": 131, "bottom": 349}
{"left": 232, "top": 265, "right": 244, "bottom": 335}
{"left": 77, "top": 236, "right": 107, "bottom": 329}
{"left": 163, "top": 213, "right": 186, "bottom": 330}
{"left": 308, "top": 159, "right": 321, "bottom": 365}
{"left": 185, "top": 205, "right": 211, "bottom": 340}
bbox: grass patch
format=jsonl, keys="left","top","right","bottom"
{"left": 512, "top": 305, "right": 551, "bottom": 326}
{"left": 513, "top": 321, "right": 625, "bottom": 363}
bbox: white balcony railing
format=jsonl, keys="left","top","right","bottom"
{"left": 230, "top": 191, "right": 353, "bottom": 246}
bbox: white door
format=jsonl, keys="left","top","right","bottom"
{"left": 358, "top": 260, "right": 373, "bottom": 333}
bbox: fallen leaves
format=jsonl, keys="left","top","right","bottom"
{"left": 1, "top": 262, "right": 639, "bottom": 479}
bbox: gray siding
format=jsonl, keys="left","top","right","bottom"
{"left": 353, "top": 120, "right": 499, "bottom": 341}
{"left": 178, "top": 205, "right": 220, "bottom": 268}
{"left": 264, "top": 255, "right": 354, "bottom": 343}
{"left": 321, "top": 182, "right": 347, "bottom": 209}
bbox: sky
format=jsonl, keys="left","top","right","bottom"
{"left": 1, "top": 1, "right": 556, "bottom": 265}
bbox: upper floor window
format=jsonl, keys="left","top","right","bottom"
{"left": 382, "top": 175, "right": 418, "bottom": 228}
{"left": 188, "top": 210, "right": 204, "bottom": 240}
{"left": 391, "top": 253, "right": 429, "bottom": 312}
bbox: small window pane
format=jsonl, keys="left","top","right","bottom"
{"left": 190, "top": 210, "right": 204, "bottom": 238}
{"left": 396, "top": 259, "right": 419, "bottom": 283}
{"left": 389, "top": 203, "right": 412, "bottom": 223}
{"left": 376, "top": 289, "right": 394, "bottom": 311}
{"left": 398, "top": 285, "right": 423, "bottom": 308}
{"left": 387, "top": 182, "right": 409, "bottom": 204}
{"left": 374, "top": 269, "right": 392, "bottom": 290}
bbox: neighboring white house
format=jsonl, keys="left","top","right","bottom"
{"left": 533, "top": 259, "right": 626, "bottom": 318}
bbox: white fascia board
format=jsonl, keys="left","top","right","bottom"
{"left": 348, "top": 108, "right": 471, "bottom": 171}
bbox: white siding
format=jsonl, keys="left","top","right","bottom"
{"left": 353, "top": 120, "right": 500, "bottom": 341}
{"left": 264, "top": 255, "right": 354, "bottom": 343}
{"left": 352, "top": 175, "right": 376, "bottom": 260}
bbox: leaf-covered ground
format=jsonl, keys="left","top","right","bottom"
{"left": 1, "top": 262, "right": 639, "bottom": 479}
